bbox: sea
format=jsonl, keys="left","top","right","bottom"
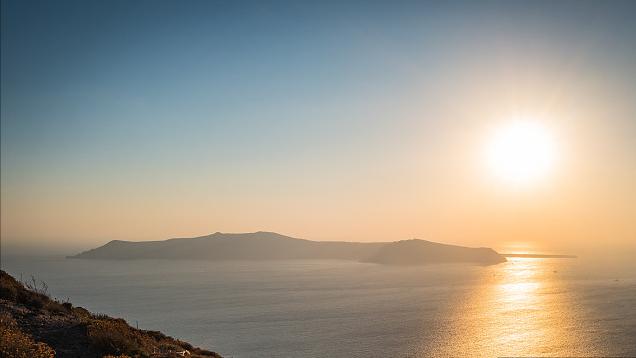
{"left": 2, "top": 255, "right": 635, "bottom": 357}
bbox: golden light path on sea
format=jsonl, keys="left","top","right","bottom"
{"left": 418, "top": 258, "right": 598, "bottom": 357}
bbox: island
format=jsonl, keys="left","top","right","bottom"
{"left": 70, "top": 231, "right": 507, "bottom": 266}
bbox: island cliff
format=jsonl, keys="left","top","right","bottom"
{"left": 70, "top": 232, "right": 506, "bottom": 266}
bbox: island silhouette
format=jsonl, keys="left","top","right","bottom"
{"left": 70, "top": 231, "right": 507, "bottom": 265}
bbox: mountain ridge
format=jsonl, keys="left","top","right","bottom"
{"left": 70, "top": 232, "right": 506, "bottom": 265}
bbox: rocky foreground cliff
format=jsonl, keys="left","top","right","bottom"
{"left": 0, "top": 270, "right": 221, "bottom": 358}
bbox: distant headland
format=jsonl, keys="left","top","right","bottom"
{"left": 69, "top": 232, "right": 506, "bottom": 266}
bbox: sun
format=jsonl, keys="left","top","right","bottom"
{"left": 485, "top": 119, "right": 557, "bottom": 186}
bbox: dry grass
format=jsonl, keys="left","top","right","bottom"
{"left": 85, "top": 316, "right": 221, "bottom": 357}
{"left": 1, "top": 270, "right": 222, "bottom": 358}
{"left": 0, "top": 271, "right": 69, "bottom": 314}
{"left": 86, "top": 318, "right": 144, "bottom": 356}
{"left": 0, "top": 312, "right": 55, "bottom": 358}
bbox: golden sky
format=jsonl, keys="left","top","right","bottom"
{"left": 2, "top": 1, "right": 635, "bottom": 253}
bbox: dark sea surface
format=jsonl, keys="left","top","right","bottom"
{"left": 2, "top": 256, "right": 635, "bottom": 357}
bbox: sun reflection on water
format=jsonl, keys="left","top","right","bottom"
{"left": 419, "top": 257, "right": 598, "bottom": 357}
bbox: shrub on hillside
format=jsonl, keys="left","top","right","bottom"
{"left": 0, "top": 312, "right": 55, "bottom": 358}
{"left": 86, "top": 318, "right": 144, "bottom": 356}
{"left": 2, "top": 271, "right": 222, "bottom": 358}
{"left": 1, "top": 271, "right": 47, "bottom": 308}
{"left": 0, "top": 271, "right": 71, "bottom": 314}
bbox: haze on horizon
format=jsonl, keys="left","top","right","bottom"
{"left": 1, "top": 0, "right": 635, "bottom": 255}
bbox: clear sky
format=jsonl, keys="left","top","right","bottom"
{"left": 2, "top": 0, "right": 635, "bottom": 253}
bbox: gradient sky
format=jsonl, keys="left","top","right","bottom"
{"left": 2, "top": 0, "right": 635, "bottom": 253}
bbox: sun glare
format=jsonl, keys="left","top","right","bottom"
{"left": 486, "top": 119, "right": 557, "bottom": 186}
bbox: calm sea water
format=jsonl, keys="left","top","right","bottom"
{"left": 2, "top": 256, "right": 635, "bottom": 357}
